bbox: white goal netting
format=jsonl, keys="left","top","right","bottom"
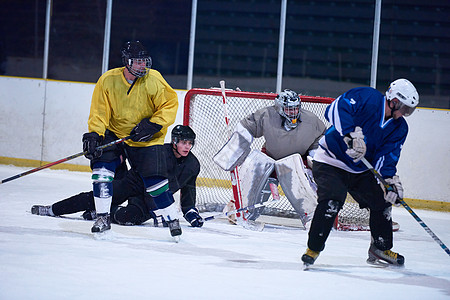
{"left": 184, "top": 88, "right": 369, "bottom": 230}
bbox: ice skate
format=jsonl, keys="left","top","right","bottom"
{"left": 91, "top": 214, "right": 111, "bottom": 233}
{"left": 301, "top": 248, "right": 320, "bottom": 269}
{"left": 167, "top": 219, "right": 182, "bottom": 242}
{"left": 82, "top": 210, "right": 97, "bottom": 220}
{"left": 160, "top": 216, "right": 169, "bottom": 227}
{"left": 367, "top": 243, "right": 404, "bottom": 266}
{"left": 31, "top": 205, "right": 54, "bottom": 216}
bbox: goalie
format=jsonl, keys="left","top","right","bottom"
{"left": 213, "top": 89, "right": 326, "bottom": 226}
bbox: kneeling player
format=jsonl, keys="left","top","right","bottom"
{"left": 31, "top": 125, "right": 203, "bottom": 228}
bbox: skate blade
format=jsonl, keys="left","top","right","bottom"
{"left": 302, "top": 263, "right": 312, "bottom": 271}
{"left": 172, "top": 236, "right": 180, "bottom": 243}
{"left": 367, "top": 253, "right": 404, "bottom": 268}
{"left": 366, "top": 257, "right": 396, "bottom": 268}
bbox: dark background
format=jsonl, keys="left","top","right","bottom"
{"left": 0, "top": 0, "right": 448, "bottom": 108}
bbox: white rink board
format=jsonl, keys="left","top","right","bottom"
{"left": 0, "top": 76, "right": 448, "bottom": 202}
{"left": 0, "top": 77, "right": 45, "bottom": 161}
{"left": 397, "top": 108, "right": 450, "bottom": 202}
{"left": 0, "top": 76, "right": 185, "bottom": 167}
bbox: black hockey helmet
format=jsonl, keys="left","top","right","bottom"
{"left": 121, "top": 41, "right": 152, "bottom": 77}
{"left": 171, "top": 125, "right": 196, "bottom": 146}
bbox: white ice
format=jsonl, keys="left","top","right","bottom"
{"left": 0, "top": 164, "right": 449, "bottom": 300}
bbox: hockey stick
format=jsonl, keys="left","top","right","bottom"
{"left": 219, "top": 80, "right": 245, "bottom": 218}
{"left": 1, "top": 136, "right": 131, "bottom": 185}
{"left": 361, "top": 157, "right": 450, "bottom": 257}
{"left": 204, "top": 182, "right": 281, "bottom": 222}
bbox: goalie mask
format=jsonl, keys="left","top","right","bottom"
{"left": 121, "top": 41, "right": 152, "bottom": 78}
{"left": 275, "top": 89, "right": 301, "bottom": 131}
{"left": 386, "top": 78, "right": 419, "bottom": 117}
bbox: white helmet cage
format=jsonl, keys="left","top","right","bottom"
{"left": 121, "top": 41, "right": 152, "bottom": 78}
{"left": 275, "top": 89, "right": 301, "bottom": 124}
{"left": 386, "top": 78, "right": 419, "bottom": 117}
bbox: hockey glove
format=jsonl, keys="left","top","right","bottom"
{"left": 343, "top": 126, "right": 366, "bottom": 163}
{"left": 130, "top": 119, "right": 162, "bottom": 142}
{"left": 184, "top": 208, "right": 204, "bottom": 227}
{"left": 82, "top": 132, "right": 103, "bottom": 160}
{"left": 384, "top": 176, "right": 403, "bottom": 207}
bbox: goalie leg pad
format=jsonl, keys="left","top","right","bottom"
{"left": 247, "top": 177, "right": 279, "bottom": 221}
{"left": 238, "top": 150, "right": 275, "bottom": 220}
{"left": 275, "top": 153, "right": 318, "bottom": 226}
{"left": 213, "top": 130, "right": 252, "bottom": 171}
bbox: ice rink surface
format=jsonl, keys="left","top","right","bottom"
{"left": 0, "top": 164, "right": 449, "bottom": 299}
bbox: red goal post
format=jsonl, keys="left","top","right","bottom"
{"left": 183, "top": 88, "right": 370, "bottom": 230}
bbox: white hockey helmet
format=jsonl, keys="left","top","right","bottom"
{"left": 386, "top": 79, "right": 419, "bottom": 117}
{"left": 275, "top": 89, "right": 301, "bottom": 128}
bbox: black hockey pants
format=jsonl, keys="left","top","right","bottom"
{"left": 307, "top": 161, "right": 393, "bottom": 252}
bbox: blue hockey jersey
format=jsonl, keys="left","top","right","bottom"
{"left": 314, "top": 87, "right": 408, "bottom": 178}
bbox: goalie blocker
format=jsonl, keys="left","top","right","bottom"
{"left": 213, "top": 123, "right": 253, "bottom": 171}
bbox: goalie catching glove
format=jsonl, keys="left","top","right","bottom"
{"left": 184, "top": 208, "right": 204, "bottom": 227}
{"left": 383, "top": 175, "right": 403, "bottom": 207}
{"left": 343, "top": 126, "right": 366, "bottom": 163}
{"left": 130, "top": 119, "right": 162, "bottom": 142}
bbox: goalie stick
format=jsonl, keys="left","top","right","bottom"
{"left": 361, "top": 157, "right": 450, "bottom": 257}
{"left": 204, "top": 181, "right": 281, "bottom": 222}
{"left": 1, "top": 136, "right": 131, "bottom": 185}
{"left": 219, "top": 80, "right": 245, "bottom": 218}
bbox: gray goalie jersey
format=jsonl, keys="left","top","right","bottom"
{"left": 240, "top": 106, "right": 326, "bottom": 160}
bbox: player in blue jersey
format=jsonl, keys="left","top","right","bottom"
{"left": 301, "top": 79, "right": 419, "bottom": 267}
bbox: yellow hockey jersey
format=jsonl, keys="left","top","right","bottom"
{"left": 87, "top": 67, "right": 178, "bottom": 147}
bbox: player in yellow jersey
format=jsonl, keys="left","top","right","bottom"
{"left": 82, "top": 41, "right": 180, "bottom": 238}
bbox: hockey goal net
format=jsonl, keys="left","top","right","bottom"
{"left": 183, "top": 88, "right": 369, "bottom": 230}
